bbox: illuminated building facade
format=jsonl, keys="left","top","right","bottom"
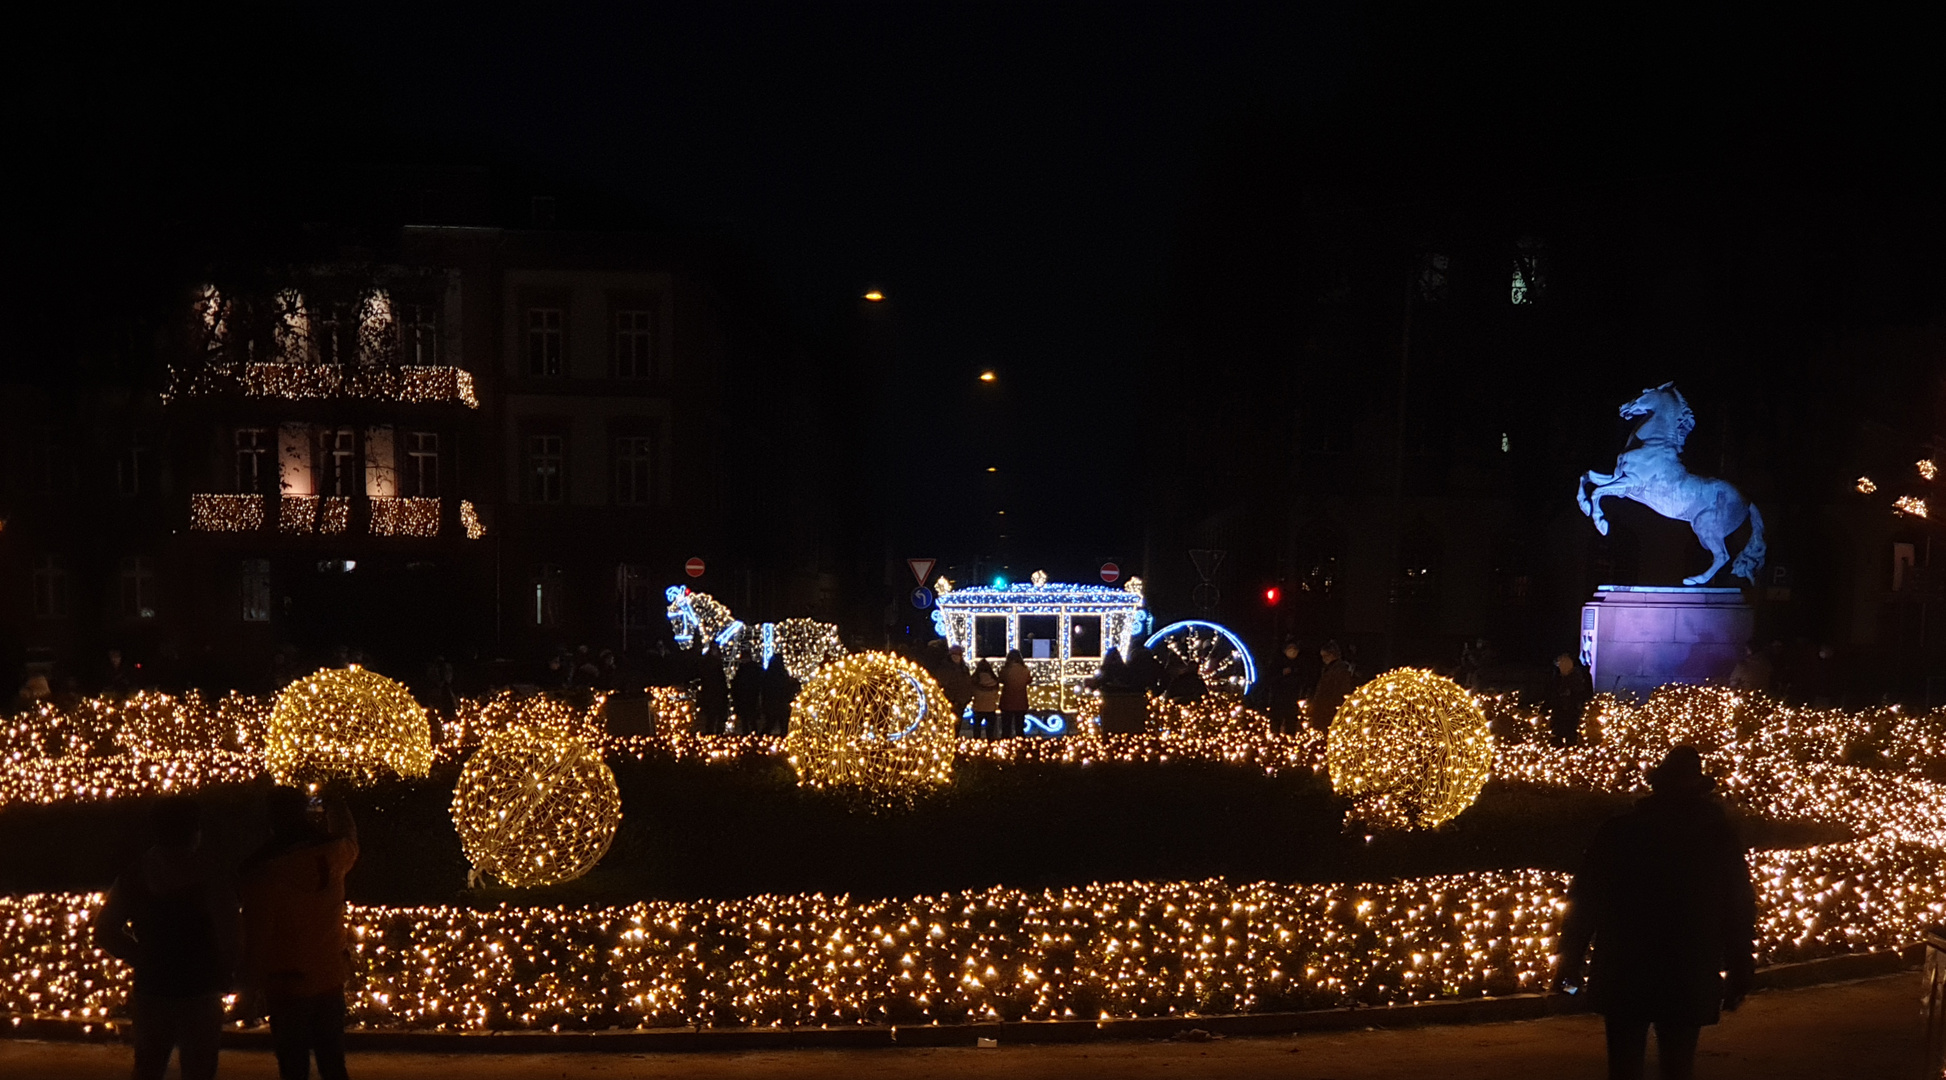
{"left": 0, "top": 204, "right": 787, "bottom": 686}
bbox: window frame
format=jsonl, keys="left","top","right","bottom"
{"left": 240, "top": 558, "right": 272, "bottom": 623}
{"left": 405, "top": 431, "right": 440, "bottom": 498}
{"left": 235, "top": 428, "right": 269, "bottom": 494}
{"left": 612, "top": 307, "right": 655, "bottom": 379}
{"left": 120, "top": 556, "right": 158, "bottom": 621}
{"left": 527, "top": 433, "right": 566, "bottom": 504}
{"left": 31, "top": 555, "right": 69, "bottom": 620}
{"left": 613, "top": 434, "right": 655, "bottom": 505}
{"left": 527, "top": 306, "right": 565, "bottom": 377}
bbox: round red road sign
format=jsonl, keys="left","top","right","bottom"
{"left": 684, "top": 557, "right": 706, "bottom": 578}
{"left": 1100, "top": 562, "right": 1120, "bottom": 584}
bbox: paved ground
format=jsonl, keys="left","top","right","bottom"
{"left": 0, "top": 975, "right": 1925, "bottom": 1079}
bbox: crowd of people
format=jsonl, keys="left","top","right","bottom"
{"left": 97, "top": 789, "right": 360, "bottom": 1080}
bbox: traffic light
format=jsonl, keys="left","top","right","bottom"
{"left": 1263, "top": 585, "right": 1282, "bottom": 606}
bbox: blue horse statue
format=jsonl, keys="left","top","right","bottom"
{"left": 1575, "top": 382, "right": 1766, "bottom": 586}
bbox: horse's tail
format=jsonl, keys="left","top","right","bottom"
{"left": 1732, "top": 503, "right": 1767, "bottom": 583}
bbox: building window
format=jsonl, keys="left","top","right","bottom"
{"left": 527, "top": 434, "right": 564, "bottom": 503}
{"left": 1511, "top": 236, "right": 1547, "bottom": 305}
{"left": 402, "top": 303, "right": 441, "bottom": 365}
{"left": 325, "top": 428, "right": 358, "bottom": 496}
{"left": 405, "top": 431, "right": 440, "bottom": 497}
{"left": 117, "top": 432, "right": 155, "bottom": 498}
{"left": 120, "top": 556, "right": 158, "bottom": 620}
{"left": 613, "top": 309, "right": 654, "bottom": 378}
{"left": 527, "top": 307, "right": 564, "bottom": 376}
{"left": 27, "top": 426, "right": 71, "bottom": 494}
{"left": 315, "top": 301, "right": 353, "bottom": 364}
{"left": 235, "top": 428, "right": 268, "bottom": 493}
{"left": 617, "top": 563, "right": 655, "bottom": 627}
{"left": 614, "top": 435, "right": 654, "bottom": 505}
{"left": 31, "top": 556, "right": 69, "bottom": 619}
{"left": 532, "top": 563, "right": 563, "bottom": 627}
{"left": 241, "top": 559, "right": 272, "bottom": 622}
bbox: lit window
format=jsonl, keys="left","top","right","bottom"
{"left": 405, "top": 432, "right": 440, "bottom": 497}
{"left": 31, "top": 556, "right": 69, "bottom": 619}
{"left": 325, "top": 428, "right": 358, "bottom": 496}
{"left": 614, "top": 436, "right": 654, "bottom": 505}
{"left": 532, "top": 563, "right": 563, "bottom": 626}
{"left": 528, "top": 307, "right": 564, "bottom": 377}
{"left": 613, "top": 309, "right": 654, "bottom": 378}
{"left": 120, "top": 557, "right": 157, "bottom": 620}
{"left": 528, "top": 435, "right": 564, "bottom": 503}
{"left": 1510, "top": 236, "right": 1546, "bottom": 305}
{"left": 240, "top": 559, "right": 272, "bottom": 622}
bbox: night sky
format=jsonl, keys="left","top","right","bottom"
{"left": 14, "top": 5, "right": 1941, "bottom": 577}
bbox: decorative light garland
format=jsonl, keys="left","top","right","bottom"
{"left": 163, "top": 362, "right": 479, "bottom": 409}
{"left": 188, "top": 494, "right": 266, "bottom": 532}
{"left": 369, "top": 497, "right": 441, "bottom": 538}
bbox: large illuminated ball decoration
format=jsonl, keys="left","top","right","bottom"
{"left": 1325, "top": 668, "right": 1492, "bottom": 830}
{"left": 266, "top": 667, "right": 433, "bottom": 784}
{"left": 785, "top": 652, "right": 955, "bottom": 799}
{"left": 451, "top": 727, "right": 622, "bottom": 888}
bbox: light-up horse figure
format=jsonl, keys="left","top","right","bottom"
{"left": 1575, "top": 382, "right": 1766, "bottom": 586}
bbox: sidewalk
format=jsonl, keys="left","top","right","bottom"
{"left": 0, "top": 974, "right": 1922, "bottom": 1079}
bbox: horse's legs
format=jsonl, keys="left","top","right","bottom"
{"left": 1685, "top": 512, "right": 1732, "bottom": 585}
{"left": 1584, "top": 477, "right": 1630, "bottom": 536}
{"left": 1577, "top": 471, "right": 1616, "bottom": 519}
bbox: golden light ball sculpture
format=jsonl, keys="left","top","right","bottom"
{"left": 1325, "top": 667, "right": 1492, "bottom": 829}
{"left": 266, "top": 666, "right": 433, "bottom": 784}
{"left": 452, "top": 726, "right": 622, "bottom": 888}
{"left": 785, "top": 652, "right": 955, "bottom": 799}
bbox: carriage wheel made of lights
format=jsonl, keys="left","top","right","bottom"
{"left": 1143, "top": 620, "right": 1258, "bottom": 696}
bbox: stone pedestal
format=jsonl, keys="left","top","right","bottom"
{"left": 1579, "top": 586, "right": 1753, "bottom": 698}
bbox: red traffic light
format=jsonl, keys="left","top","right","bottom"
{"left": 1263, "top": 586, "right": 1281, "bottom": 605}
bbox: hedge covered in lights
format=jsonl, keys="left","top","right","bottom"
{"left": 1, "top": 684, "right": 1944, "bottom": 1032}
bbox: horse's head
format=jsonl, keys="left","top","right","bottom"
{"left": 1618, "top": 381, "right": 1695, "bottom": 446}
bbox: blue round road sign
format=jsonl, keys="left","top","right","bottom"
{"left": 910, "top": 587, "right": 933, "bottom": 609}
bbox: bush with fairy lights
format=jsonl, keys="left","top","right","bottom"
{"left": 266, "top": 666, "right": 434, "bottom": 785}
{"left": 1325, "top": 667, "right": 1493, "bottom": 829}
{"left": 784, "top": 651, "right": 956, "bottom": 800}
{"left": 451, "top": 725, "right": 622, "bottom": 888}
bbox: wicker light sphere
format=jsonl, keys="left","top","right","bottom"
{"left": 451, "top": 726, "right": 622, "bottom": 888}
{"left": 785, "top": 652, "right": 955, "bottom": 799}
{"left": 1325, "top": 668, "right": 1492, "bottom": 829}
{"left": 266, "top": 666, "right": 433, "bottom": 784}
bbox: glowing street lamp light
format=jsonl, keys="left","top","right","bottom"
{"left": 978, "top": 370, "right": 997, "bottom": 383}
{"left": 862, "top": 290, "right": 884, "bottom": 302}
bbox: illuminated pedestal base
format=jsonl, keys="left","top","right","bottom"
{"left": 1579, "top": 586, "right": 1752, "bottom": 698}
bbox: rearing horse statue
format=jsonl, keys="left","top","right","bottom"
{"left": 1575, "top": 382, "right": 1766, "bottom": 586}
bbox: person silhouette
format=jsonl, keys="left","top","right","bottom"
{"left": 1555, "top": 745, "right": 1757, "bottom": 1080}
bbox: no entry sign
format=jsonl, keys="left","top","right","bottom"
{"left": 684, "top": 557, "right": 706, "bottom": 578}
{"left": 1100, "top": 562, "right": 1121, "bottom": 584}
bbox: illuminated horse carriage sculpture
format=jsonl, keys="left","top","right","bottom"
{"left": 930, "top": 572, "right": 1257, "bottom": 735}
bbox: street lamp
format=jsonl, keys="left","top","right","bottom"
{"left": 978, "top": 370, "right": 997, "bottom": 383}
{"left": 862, "top": 290, "right": 884, "bottom": 302}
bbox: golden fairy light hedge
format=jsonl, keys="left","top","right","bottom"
{"left": 1, "top": 684, "right": 1944, "bottom": 1032}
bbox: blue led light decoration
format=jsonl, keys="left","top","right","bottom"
{"left": 932, "top": 573, "right": 1148, "bottom": 715}
{"left": 1144, "top": 619, "right": 1258, "bottom": 696}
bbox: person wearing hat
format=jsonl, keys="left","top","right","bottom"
{"left": 1555, "top": 746, "right": 1757, "bottom": 1080}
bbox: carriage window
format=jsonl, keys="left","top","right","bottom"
{"left": 1020, "top": 615, "right": 1058, "bottom": 660}
{"left": 1069, "top": 616, "right": 1102, "bottom": 658}
{"left": 974, "top": 616, "right": 1008, "bottom": 659}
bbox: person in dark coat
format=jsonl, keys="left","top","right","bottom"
{"left": 760, "top": 654, "right": 798, "bottom": 736}
{"left": 695, "top": 644, "right": 731, "bottom": 735}
{"left": 1267, "top": 642, "right": 1307, "bottom": 736}
{"left": 1556, "top": 746, "right": 1757, "bottom": 1080}
{"left": 731, "top": 651, "right": 764, "bottom": 735}
{"left": 998, "top": 649, "right": 1032, "bottom": 737}
{"left": 1307, "top": 640, "right": 1353, "bottom": 731}
{"left": 97, "top": 796, "right": 239, "bottom": 1080}
{"left": 1545, "top": 652, "right": 1594, "bottom": 746}
{"left": 935, "top": 645, "right": 976, "bottom": 735}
